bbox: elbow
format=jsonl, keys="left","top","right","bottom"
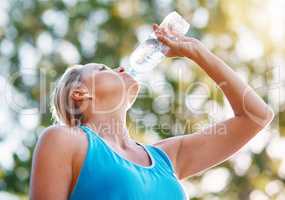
{"left": 264, "top": 107, "right": 274, "bottom": 125}
{"left": 245, "top": 106, "right": 275, "bottom": 129}
{"left": 256, "top": 106, "right": 275, "bottom": 128}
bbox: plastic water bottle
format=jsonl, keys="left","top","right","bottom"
{"left": 127, "top": 11, "right": 190, "bottom": 76}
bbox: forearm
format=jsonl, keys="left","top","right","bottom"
{"left": 153, "top": 25, "right": 273, "bottom": 125}
{"left": 187, "top": 43, "right": 274, "bottom": 125}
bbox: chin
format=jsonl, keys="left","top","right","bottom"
{"left": 127, "top": 94, "right": 138, "bottom": 109}
{"left": 126, "top": 81, "right": 140, "bottom": 109}
{"left": 119, "top": 72, "right": 140, "bottom": 104}
{"left": 128, "top": 81, "right": 140, "bottom": 96}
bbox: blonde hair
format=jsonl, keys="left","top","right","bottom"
{"left": 50, "top": 65, "right": 84, "bottom": 126}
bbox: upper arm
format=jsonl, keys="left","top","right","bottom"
{"left": 29, "top": 126, "right": 75, "bottom": 200}
{"left": 154, "top": 115, "right": 273, "bottom": 180}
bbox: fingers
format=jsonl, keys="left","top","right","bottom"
{"left": 168, "top": 25, "right": 184, "bottom": 38}
{"left": 152, "top": 24, "right": 159, "bottom": 31}
{"left": 153, "top": 24, "right": 174, "bottom": 46}
{"left": 154, "top": 24, "right": 171, "bottom": 42}
{"left": 153, "top": 23, "right": 168, "bottom": 35}
{"left": 156, "top": 31, "right": 177, "bottom": 48}
{"left": 153, "top": 23, "right": 180, "bottom": 36}
{"left": 153, "top": 24, "right": 167, "bottom": 38}
{"left": 153, "top": 23, "right": 185, "bottom": 42}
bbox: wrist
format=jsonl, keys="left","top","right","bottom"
{"left": 183, "top": 39, "right": 207, "bottom": 62}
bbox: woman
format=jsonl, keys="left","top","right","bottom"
{"left": 30, "top": 24, "right": 274, "bottom": 200}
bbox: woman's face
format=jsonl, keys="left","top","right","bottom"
{"left": 80, "top": 63, "right": 140, "bottom": 113}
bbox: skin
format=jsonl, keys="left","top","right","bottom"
{"left": 30, "top": 24, "right": 274, "bottom": 199}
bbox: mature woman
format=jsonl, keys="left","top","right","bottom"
{"left": 30, "top": 24, "right": 274, "bottom": 200}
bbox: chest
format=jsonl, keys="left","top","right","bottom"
{"left": 69, "top": 133, "right": 186, "bottom": 200}
{"left": 72, "top": 155, "right": 186, "bottom": 200}
{"left": 71, "top": 137, "right": 152, "bottom": 192}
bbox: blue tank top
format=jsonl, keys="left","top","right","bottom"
{"left": 69, "top": 125, "right": 187, "bottom": 200}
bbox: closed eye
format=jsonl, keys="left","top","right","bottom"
{"left": 84, "top": 63, "right": 112, "bottom": 72}
{"left": 99, "top": 64, "right": 111, "bottom": 71}
{"left": 91, "top": 64, "right": 110, "bottom": 71}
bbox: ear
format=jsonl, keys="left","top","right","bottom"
{"left": 71, "top": 88, "right": 92, "bottom": 102}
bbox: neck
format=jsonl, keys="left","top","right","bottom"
{"left": 83, "top": 109, "right": 134, "bottom": 148}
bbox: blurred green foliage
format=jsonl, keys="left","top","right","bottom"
{"left": 0, "top": 0, "right": 284, "bottom": 199}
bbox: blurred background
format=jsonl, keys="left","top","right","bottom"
{"left": 0, "top": 0, "right": 284, "bottom": 199}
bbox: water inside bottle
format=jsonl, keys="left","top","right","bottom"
{"left": 127, "top": 11, "right": 190, "bottom": 77}
{"left": 129, "top": 34, "right": 165, "bottom": 73}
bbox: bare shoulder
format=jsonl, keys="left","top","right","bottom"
{"left": 30, "top": 125, "right": 84, "bottom": 199}
{"left": 34, "top": 125, "right": 83, "bottom": 159}
{"left": 38, "top": 124, "right": 80, "bottom": 143}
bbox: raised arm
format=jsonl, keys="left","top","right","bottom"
{"left": 152, "top": 24, "right": 274, "bottom": 179}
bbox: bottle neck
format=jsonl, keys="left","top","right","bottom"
{"left": 125, "top": 66, "right": 137, "bottom": 77}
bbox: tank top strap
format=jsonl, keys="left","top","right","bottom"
{"left": 80, "top": 125, "right": 105, "bottom": 142}
{"left": 79, "top": 125, "right": 123, "bottom": 159}
{"left": 79, "top": 125, "right": 91, "bottom": 138}
{"left": 79, "top": 125, "right": 95, "bottom": 143}
{"left": 69, "top": 125, "right": 101, "bottom": 199}
{"left": 78, "top": 125, "right": 102, "bottom": 154}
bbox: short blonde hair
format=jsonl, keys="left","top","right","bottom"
{"left": 50, "top": 65, "right": 84, "bottom": 126}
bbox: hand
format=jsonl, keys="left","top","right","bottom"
{"left": 152, "top": 24, "right": 202, "bottom": 60}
